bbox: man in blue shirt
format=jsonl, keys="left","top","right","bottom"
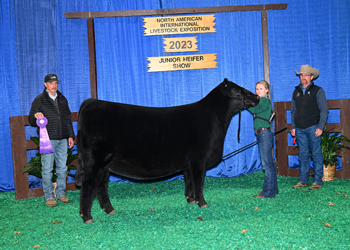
{"left": 291, "top": 65, "right": 328, "bottom": 190}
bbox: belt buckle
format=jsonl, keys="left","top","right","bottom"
{"left": 256, "top": 127, "right": 269, "bottom": 135}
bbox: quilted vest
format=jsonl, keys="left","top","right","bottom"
{"left": 293, "top": 83, "right": 321, "bottom": 129}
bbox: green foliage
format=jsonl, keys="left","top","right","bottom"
{"left": 321, "top": 126, "right": 350, "bottom": 167}
{"left": 23, "top": 136, "right": 78, "bottom": 182}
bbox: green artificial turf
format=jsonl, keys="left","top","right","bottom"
{"left": 1, "top": 171, "right": 349, "bottom": 249}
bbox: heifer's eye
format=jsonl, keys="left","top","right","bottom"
{"left": 224, "top": 84, "right": 228, "bottom": 87}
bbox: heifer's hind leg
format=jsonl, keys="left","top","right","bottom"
{"left": 96, "top": 169, "right": 115, "bottom": 215}
{"left": 78, "top": 157, "right": 96, "bottom": 223}
{"left": 80, "top": 166, "right": 110, "bottom": 223}
{"left": 80, "top": 176, "right": 97, "bottom": 224}
{"left": 183, "top": 170, "right": 195, "bottom": 204}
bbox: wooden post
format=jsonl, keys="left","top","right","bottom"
{"left": 261, "top": 9, "right": 270, "bottom": 84}
{"left": 335, "top": 99, "right": 350, "bottom": 179}
{"left": 274, "top": 102, "right": 295, "bottom": 176}
{"left": 87, "top": 18, "right": 97, "bottom": 99}
{"left": 10, "top": 116, "right": 31, "bottom": 200}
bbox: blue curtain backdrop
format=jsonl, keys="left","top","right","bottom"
{"left": 0, "top": 0, "right": 20, "bottom": 191}
{"left": 0, "top": 0, "right": 349, "bottom": 191}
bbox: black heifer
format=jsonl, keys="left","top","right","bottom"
{"left": 76, "top": 78, "right": 259, "bottom": 223}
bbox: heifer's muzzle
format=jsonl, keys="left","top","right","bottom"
{"left": 237, "top": 93, "right": 259, "bottom": 142}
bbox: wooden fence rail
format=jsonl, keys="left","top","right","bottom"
{"left": 274, "top": 99, "right": 350, "bottom": 179}
{"left": 10, "top": 112, "right": 79, "bottom": 200}
{"left": 10, "top": 99, "right": 350, "bottom": 200}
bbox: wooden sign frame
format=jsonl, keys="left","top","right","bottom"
{"left": 64, "top": 4, "right": 288, "bottom": 99}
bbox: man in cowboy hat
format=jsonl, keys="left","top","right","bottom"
{"left": 290, "top": 65, "right": 328, "bottom": 190}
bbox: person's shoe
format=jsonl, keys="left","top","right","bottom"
{"left": 309, "top": 183, "right": 322, "bottom": 190}
{"left": 254, "top": 194, "right": 266, "bottom": 198}
{"left": 293, "top": 182, "right": 309, "bottom": 189}
{"left": 58, "top": 196, "right": 71, "bottom": 203}
{"left": 46, "top": 199, "right": 58, "bottom": 207}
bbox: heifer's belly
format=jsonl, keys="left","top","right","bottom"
{"left": 108, "top": 158, "right": 184, "bottom": 180}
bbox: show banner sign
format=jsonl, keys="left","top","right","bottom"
{"left": 147, "top": 54, "right": 217, "bottom": 72}
{"left": 143, "top": 15, "right": 216, "bottom": 36}
{"left": 163, "top": 37, "right": 198, "bottom": 53}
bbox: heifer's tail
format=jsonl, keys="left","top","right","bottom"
{"left": 75, "top": 98, "right": 95, "bottom": 186}
{"left": 77, "top": 98, "right": 95, "bottom": 130}
{"left": 75, "top": 153, "right": 84, "bottom": 186}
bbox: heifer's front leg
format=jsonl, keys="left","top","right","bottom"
{"left": 183, "top": 170, "right": 195, "bottom": 204}
{"left": 191, "top": 165, "right": 208, "bottom": 208}
{"left": 96, "top": 169, "right": 115, "bottom": 215}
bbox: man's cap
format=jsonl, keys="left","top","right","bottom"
{"left": 44, "top": 74, "right": 60, "bottom": 83}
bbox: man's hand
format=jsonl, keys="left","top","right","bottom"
{"left": 68, "top": 138, "right": 74, "bottom": 149}
{"left": 291, "top": 129, "right": 295, "bottom": 137}
{"left": 315, "top": 128, "right": 323, "bottom": 137}
{"left": 34, "top": 112, "right": 44, "bottom": 119}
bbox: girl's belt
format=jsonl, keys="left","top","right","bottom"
{"left": 256, "top": 127, "right": 270, "bottom": 134}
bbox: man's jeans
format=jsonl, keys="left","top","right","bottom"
{"left": 295, "top": 125, "right": 323, "bottom": 185}
{"left": 257, "top": 129, "right": 278, "bottom": 198}
{"left": 41, "top": 139, "right": 68, "bottom": 200}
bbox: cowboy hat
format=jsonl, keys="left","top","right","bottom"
{"left": 295, "top": 65, "right": 319, "bottom": 79}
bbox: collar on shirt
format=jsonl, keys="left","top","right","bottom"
{"left": 46, "top": 90, "right": 57, "bottom": 101}
{"left": 299, "top": 81, "right": 314, "bottom": 94}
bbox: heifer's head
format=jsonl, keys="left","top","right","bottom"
{"left": 219, "top": 78, "right": 260, "bottom": 142}
{"left": 220, "top": 78, "right": 260, "bottom": 110}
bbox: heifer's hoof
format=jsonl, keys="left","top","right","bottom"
{"left": 84, "top": 219, "right": 95, "bottom": 224}
{"left": 102, "top": 207, "right": 116, "bottom": 215}
{"left": 196, "top": 201, "right": 208, "bottom": 208}
{"left": 186, "top": 196, "right": 196, "bottom": 204}
{"left": 81, "top": 214, "right": 94, "bottom": 223}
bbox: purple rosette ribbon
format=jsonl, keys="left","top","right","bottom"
{"left": 36, "top": 117, "right": 54, "bottom": 154}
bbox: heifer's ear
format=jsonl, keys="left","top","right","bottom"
{"left": 223, "top": 78, "right": 229, "bottom": 87}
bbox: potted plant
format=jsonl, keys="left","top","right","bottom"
{"left": 320, "top": 126, "right": 350, "bottom": 181}
{"left": 23, "top": 136, "right": 78, "bottom": 193}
